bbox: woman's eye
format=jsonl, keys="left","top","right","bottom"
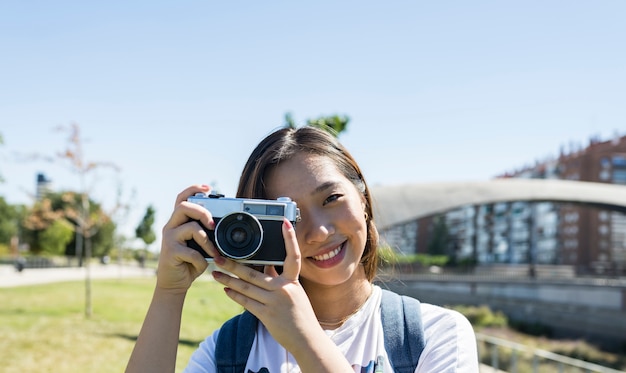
{"left": 324, "top": 194, "right": 342, "bottom": 205}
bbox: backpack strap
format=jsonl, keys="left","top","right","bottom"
{"left": 381, "top": 289, "right": 425, "bottom": 373}
{"left": 215, "top": 310, "right": 258, "bottom": 373}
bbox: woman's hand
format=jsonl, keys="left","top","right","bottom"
{"left": 211, "top": 218, "right": 319, "bottom": 349}
{"left": 156, "top": 184, "right": 218, "bottom": 293}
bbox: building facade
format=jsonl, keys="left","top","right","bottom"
{"left": 383, "top": 133, "right": 626, "bottom": 274}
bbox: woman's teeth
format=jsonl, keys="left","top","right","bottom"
{"left": 313, "top": 245, "right": 342, "bottom": 261}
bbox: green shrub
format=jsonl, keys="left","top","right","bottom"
{"left": 377, "top": 245, "right": 449, "bottom": 267}
{"left": 452, "top": 305, "right": 508, "bottom": 328}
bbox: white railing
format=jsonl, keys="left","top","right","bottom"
{"left": 476, "top": 333, "right": 625, "bottom": 373}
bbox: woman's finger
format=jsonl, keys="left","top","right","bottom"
{"left": 168, "top": 221, "right": 219, "bottom": 259}
{"left": 264, "top": 265, "right": 279, "bottom": 277}
{"left": 279, "top": 218, "right": 301, "bottom": 282}
{"left": 214, "top": 257, "right": 273, "bottom": 288}
{"left": 166, "top": 201, "right": 215, "bottom": 238}
{"left": 174, "top": 184, "right": 210, "bottom": 207}
{"left": 167, "top": 184, "right": 213, "bottom": 231}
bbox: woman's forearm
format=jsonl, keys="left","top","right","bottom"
{"left": 125, "top": 288, "right": 187, "bottom": 373}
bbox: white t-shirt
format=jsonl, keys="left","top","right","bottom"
{"left": 184, "top": 285, "right": 478, "bottom": 372}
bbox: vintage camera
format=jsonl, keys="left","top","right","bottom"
{"left": 187, "top": 193, "right": 300, "bottom": 265}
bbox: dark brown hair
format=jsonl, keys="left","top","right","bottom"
{"left": 236, "top": 126, "right": 379, "bottom": 281}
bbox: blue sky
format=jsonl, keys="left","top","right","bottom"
{"left": 1, "top": 1, "right": 625, "bottom": 248}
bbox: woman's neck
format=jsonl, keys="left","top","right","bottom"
{"left": 302, "top": 272, "right": 373, "bottom": 330}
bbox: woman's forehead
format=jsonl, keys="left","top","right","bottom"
{"left": 265, "top": 154, "right": 344, "bottom": 197}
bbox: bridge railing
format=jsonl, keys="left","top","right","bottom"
{"left": 476, "top": 333, "right": 625, "bottom": 373}
{"left": 380, "top": 264, "right": 626, "bottom": 287}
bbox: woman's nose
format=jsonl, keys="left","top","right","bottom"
{"left": 300, "top": 211, "right": 335, "bottom": 244}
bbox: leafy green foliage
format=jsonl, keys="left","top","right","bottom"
{"left": 21, "top": 191, "right": 116, "bottom": 257}
{"left": 306, "top": 114, "right": 349, "bottom": 136}
{"left": 452, "top": 305, "right": 508, "bottom": 328}
{"left": 135, "top": 205, "right": 156, "bottom": 246}
{"left": 0, "top": 196, "right": 23, "bottom": 245}
{"left": 378, "top": 245, "right": 449, "bottom": 267}
{"left": 284, "top": 112, "right": 350, "bottom": 137}
{"left": 38, "top": 219, "right": 74, "bottom": 255}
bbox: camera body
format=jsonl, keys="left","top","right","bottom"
{"left": 187, "top": 193, "right": 300, "bottom": 265}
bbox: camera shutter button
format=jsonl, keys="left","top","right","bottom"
{"left": 276, "top": 197, "right": 292, "bottom": 202}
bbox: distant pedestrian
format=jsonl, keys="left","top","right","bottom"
{"left": 15, "top": 257, "right": 26, "bottom": 273}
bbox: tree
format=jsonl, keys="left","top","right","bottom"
{"left": 38, "top": 220, "right": 75, "bottom": 256}
{"left": 307, "top": 114, "right": 349, "bottom": 136}
{"left": 284, "top": 112, "right": 350, "bottom": 137}
{"left": 22, "top": 196, "right": 67, "bottom": 254}
{"left": 44, "top": 124, "right": 120, "bottom": 318}
{"left": 16, "top": 123, "right": 124, "bottom": 318}
{"left": 135, "top": 204, "right": 156, "bottom": 249}
{"left": 21, "top": 191, "right": 116, "bottom": 258}
{"left": 0, "top": 197, "right": 20, "bottom": 246}
{"left": 54, "top": 191, "right": 116, "bottom": 259}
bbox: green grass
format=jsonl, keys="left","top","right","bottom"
{"left": 0, "top": 275, "right": 242, "bottom": 373}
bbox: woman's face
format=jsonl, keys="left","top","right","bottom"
{"left": 265, "top": 152, "right": 368, "bottom": 287}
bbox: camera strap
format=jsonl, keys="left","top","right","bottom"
{"left": 214, "top": 289, "right": 425, "bottom": 373}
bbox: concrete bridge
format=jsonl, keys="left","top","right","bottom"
{"left": 370, "top": 178, "right": 626, "bottom": 229}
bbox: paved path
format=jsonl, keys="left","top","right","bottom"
{"left": 0, "top": 264, "right": 156, "bottom": 287}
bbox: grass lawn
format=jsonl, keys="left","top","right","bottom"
{"left": 0, "top": 274, "right": 242, "bottom": 373}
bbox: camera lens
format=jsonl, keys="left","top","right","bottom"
{"left": 229, "top": 227, "right": 248, "bottom": 245}
{"left": 214, "top": 212, "right": 263, "bottom": 259}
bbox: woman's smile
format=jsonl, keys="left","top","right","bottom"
{"left": 309, "top": 242, "right": 347, "bottom": 268}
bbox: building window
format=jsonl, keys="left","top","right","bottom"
{"left": 613, "top": 170, "right": 626, "bottom": 184}
{"left": 601, "top": 157, "right": 611, "bottom": 168}
{"left": 612, "top": 155, "right": 626, "bottom": 167}
{"left": 599, "top": 211, "right": 610, "bottom": 222}
{"left": 600, "top": 169, "right": 611, "bottom": 180}
{"left": 599, "top": 224, "right": 610, "bottom": 235}
{"left": 564, "top": 212, "right": 579, "bottom": 223}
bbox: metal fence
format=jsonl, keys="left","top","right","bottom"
{"left": 384, "top": 265, "right": 626, "bottom": 287}
{"left": 477, "top": 333, "right": 625, "bottom": 373}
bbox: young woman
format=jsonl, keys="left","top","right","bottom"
{"left": 126, "top": 126, "right": 478, "bottom": 372}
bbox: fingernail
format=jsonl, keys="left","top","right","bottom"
{"left": 283, "top": 218, "right": 293, "bottom": 231}
{"left": 213, "top": 255, "right": 225, "bottom": 265}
